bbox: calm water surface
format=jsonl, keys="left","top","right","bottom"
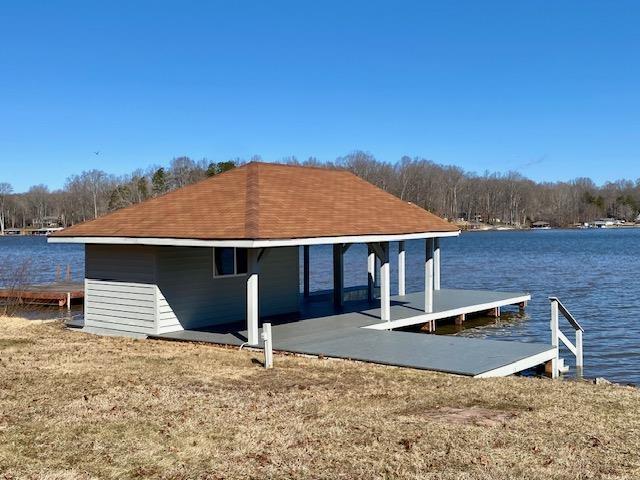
{"left": 1, "top": 230, "right": 638, "bottom": 384}
{"left": 0, "top": 236, "right": 84, "bottom": 285}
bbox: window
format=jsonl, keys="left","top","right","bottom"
{"left": 213, "top": 248, "right": 248, "bottom": 277}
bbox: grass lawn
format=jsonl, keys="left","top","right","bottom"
{"left": 0, "top": 317, "right": 639, "bottom": 479}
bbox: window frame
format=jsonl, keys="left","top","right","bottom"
{"left": 212, "top": 247, "right": 248, "bottom": 278}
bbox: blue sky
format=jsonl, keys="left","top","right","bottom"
{"left": 2, "top": 1, "right": 639, "bottom": 192}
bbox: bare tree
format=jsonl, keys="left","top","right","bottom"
{"left": 169, "top": 157, "right": 204, "bottom": 189}
{"left": 0, "top": 182, "right": 13, "bottom": 234}
{"left": 85, "top": 170, "right": 110, "bottom": 219}
{"left": 4, "top": 154, "right": 640, "bottom": 229}
{"left": 24, "top": 185, "right": 49, "bottom": 226}
{"left": 64, "top": 170, "right": 111, "bottom": 220}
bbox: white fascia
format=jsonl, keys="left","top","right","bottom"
{"left": 47, "top": 230, "right": 460, "bottom": 248}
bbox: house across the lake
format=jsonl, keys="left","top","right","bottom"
{"left": 591, "top": 218, "right": 617, "bottom": 228}
{"left": 49, "top": 162, "right": 557, "bottom": 378}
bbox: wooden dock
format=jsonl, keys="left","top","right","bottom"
{"left": 0, "top": 281, "right": 84, "bottom": 308}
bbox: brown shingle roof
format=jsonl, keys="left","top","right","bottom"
{"left": 53, "top": 162, "right": 458, "bottom": 240}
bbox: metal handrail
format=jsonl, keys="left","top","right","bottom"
{"left": 549, "top": 297, "right": 584, "bottom": 378}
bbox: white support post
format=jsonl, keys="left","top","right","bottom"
{"left": 425, "top": 238, "right": 434, "bottom": 313}
{"left": 262, "top": 323, "right": 273, "bottom": 368}
{"left": 550, "top": 299, "right": 559, "bottom": 379}
{"left": 575, "top": 330, "right": 583, "bottom": 368}
{"left": 433, "top": 237, "right": 441, "bottom": 290}
{"left": 66, "top": 292, "right": 71, "bottom": 311}
{"left": 379, "top": 242, "right": 391, "bottom": 323}
{"left": 367, "top": 245, "right": 376, "bottom": 302}
{"left": 398, "top": 241, "right": 406, "bottom": 296}
{"left": 246, "top": 248, "right": 260, "bottom": 346}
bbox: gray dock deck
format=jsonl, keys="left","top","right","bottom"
{"left": 363, "top": 289, "right": 531, "bottom": 330}
{"left": 150, "top": 288, "right": 553, "bottom": 377}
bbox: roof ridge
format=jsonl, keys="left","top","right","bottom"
{"left": 244, "top": 160, "right": 347, "bottom": 173}
{"left": 244, "top": 162, "right": 260, "bottom": 238}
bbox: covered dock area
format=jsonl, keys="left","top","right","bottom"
{"left": 151, "top": 289, "right": 552, "bottom": 378}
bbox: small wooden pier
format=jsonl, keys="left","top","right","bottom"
{"left": 0, "top": 281, "right": 84, "bottom": 309}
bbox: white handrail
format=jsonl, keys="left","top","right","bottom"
{"left": 549, "top": 297, "right": 583, "bottom": 378}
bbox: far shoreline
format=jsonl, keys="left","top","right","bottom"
{"left": 459, "top": 225, "right": 640, "bottom": 233}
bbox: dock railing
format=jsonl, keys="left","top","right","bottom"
{"left": 549, "top": 297, "right": 584, "bottom": 378}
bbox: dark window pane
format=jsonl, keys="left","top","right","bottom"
{"left": 236, "top": 248, "right": 248, "bottom": 274}
{"left": 215, "top": 248, "right": 235, "bottom": 275}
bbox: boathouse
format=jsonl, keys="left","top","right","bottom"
{"left": 50, "top": 162, "right": 555, "bottom": 377}
{"left": 531, "top": 221, "right": 551, "bottom": 230}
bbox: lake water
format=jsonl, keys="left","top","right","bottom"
{"left": 1, "top": 230, "right": 638, "bottom": 384}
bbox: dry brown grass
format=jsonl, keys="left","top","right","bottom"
{"left": 0, "top": 317, "right": 639, "bottom": 480}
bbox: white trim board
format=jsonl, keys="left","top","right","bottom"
{"left": 48, "top": 230, "right": 460, "bottom": 248}
{"left": 362, "top": 294, "right": 531, "bottom": 331}
{"left": 473, "top": 349, "right": 556, "bottom": 378}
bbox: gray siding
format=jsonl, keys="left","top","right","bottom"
{"left": 85, "top": 244, "right": 300, "bottom": 334}
{"left": 156, "top": 246, "right": 299, "bottom": 331}
{"left": 85, "top": 244, "right": 159, "bottom": 335}
{"left": 157, "top": 288, "right": 181, "bottom": 334}
{"left": 259, "top": 247, "right": 300, "bottom": 316}
{"left": 155, "top": 247, "right": 244, "bottom": 330}
{"left": 84, "top": 279, "right": 157, "bottom": 335}
{"left": 85, "top": 244, "right": 157, "bottom": 284}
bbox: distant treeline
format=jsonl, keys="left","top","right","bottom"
{"left": 1, "top": 152, "right": 639, "bottom": 232}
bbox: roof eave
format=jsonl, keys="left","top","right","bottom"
{"left": 48, "top": 230, "right": 461, "bottom": 248}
